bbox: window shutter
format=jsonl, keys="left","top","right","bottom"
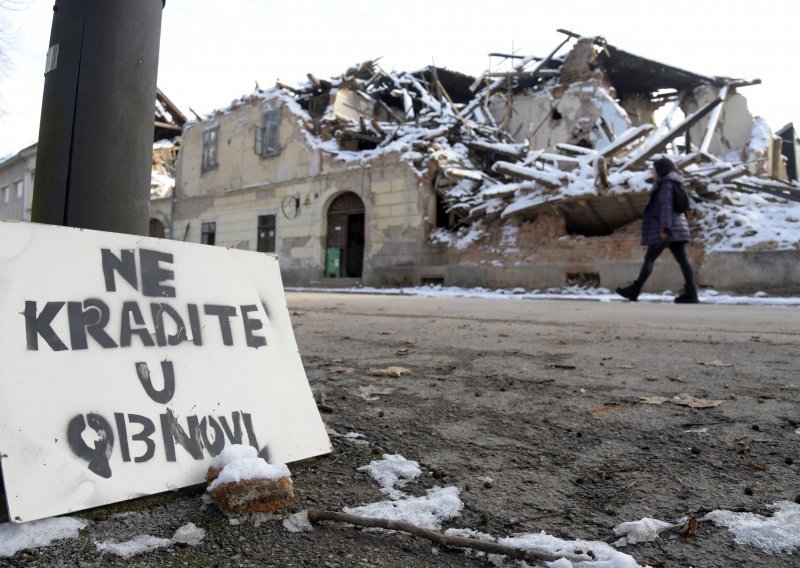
{"left": 254, "top": 126, "right": 264, "bottom": 155}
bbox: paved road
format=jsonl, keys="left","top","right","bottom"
{"left": 287, "top": 291, "right": 799, "bottom": 342}
{"left": 284, "top": 291, "right": 799, "bottom": 567}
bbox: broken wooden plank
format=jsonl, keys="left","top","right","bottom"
{"left": 735, "top": 178, "right": 800, "bottom": 203}
{"left": 482, "top": 70, "right": 559, "bottom": 78}
{"left": 619, "top": 97, "right": 723, "bottom": 171}
{"left": 710, "top": 165, "right": 747, "bottom": 182}
{"left": 431, "top": 73, "right": 477, "bottom": 137}
{"left": 276, "top": 81, "right": 303, "bottom": 95}
{"left": 596, "top": 156, "right": 609, "bottom": 189}
{"left": 463, "top": 35, "right": 571, "bottom": 116}
{"left": 699, "top": 86, "right": 729, "bottom": 153}
{"left": 597, "top": 124, "right": 654, "bottom": 159}
{"left": 493, "top": 161, "right": 567, "bottom": 188}
{"left": 556, "top": 143, "right": 597, "bottom": 157}
{"left": 444, "top": 167, "right": 484, "bottom": 182}
{"left": 339, "top": 129, "right": 382, "bottom": 144}
{"left": 466, "top": 140, "right": 528, "bottom": 160}
{"left": 531, "top": 152, "right": 581, "bottom": 171}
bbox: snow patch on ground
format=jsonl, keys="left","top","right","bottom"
{"left": 358, "top": 454, "right": 423, "bottom": 499}
{"left": 343, "top": 486, "right": 463, "bottom": 531}
{"left": 283, "top": 510, "right": 313, "bottom": 533}
{"left": 705, "top": 501, "right": 800, "bottom": 554}
{"left": 95, "top": 534, "right": 173, "bottom": 559}
{"left": 499, "top": 531, "right": 642, "bottom": 567}
{"left": 612, "top": 517, "right": 675, "bottom": 546}
{"left": 94, "top": 522, "right": 206, "bottom": 559}
{"left": 286, "top": 284, "right": 800, "bottom": 306}
{"left": 0, "top": 517, "right": 88, "bottom": 558}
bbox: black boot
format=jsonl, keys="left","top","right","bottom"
{"left": 674, "top": 286, "right": 699, "bottom": 304}
{"left": 615, "top": 283, "right": 641, "bottom": 301}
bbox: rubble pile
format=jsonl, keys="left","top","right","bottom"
{"left": 151, "top": 139, "right": 178, "bottom": 199}
{"left": 249, "top": 29, "right": 800, "bottom": 249}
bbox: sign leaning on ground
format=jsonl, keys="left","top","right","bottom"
{"left": 0, "top": 220, "right": 331, "bottom": 523}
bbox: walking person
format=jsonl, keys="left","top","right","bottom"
{"left": 616, "top": 156, "right": 698, "bottom": 303}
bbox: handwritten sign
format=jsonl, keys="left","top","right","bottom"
{"left": 0, "top": 221, "right": 331, "bottom": 522}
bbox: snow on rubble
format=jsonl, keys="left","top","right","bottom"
{"left": 203, "top": 30, "right": 800, "bottom": 259}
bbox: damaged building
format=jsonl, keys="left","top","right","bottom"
{"left": 0, "top": 89, "right": 186, "bottom": 236}
{"left": 172, "top": 30, "right": 800, "bottom": 294}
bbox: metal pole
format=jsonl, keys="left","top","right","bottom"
{"left": 31, "top": 0, "right": 164, "bottom": 236}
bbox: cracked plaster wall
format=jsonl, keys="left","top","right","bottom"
{"left": 684, "top": 85, "right": 755, "bottom": 159}
{"left": 490, "top": 80, "right": 631, "bottom": 152}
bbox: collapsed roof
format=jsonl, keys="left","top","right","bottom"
{"left": 236, "top": 29, "right": 800, "bottom": 250}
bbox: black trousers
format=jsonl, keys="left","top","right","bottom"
{"left": 635, "top": 241, "right": 695, "bottom": 289}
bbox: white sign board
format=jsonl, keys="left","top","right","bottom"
{"left": 0, "top": 221, "right": 331, "bottom": 522}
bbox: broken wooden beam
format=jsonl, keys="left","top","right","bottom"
{"left": 556, "top": 143, "right": 597, "bottom": 157}
{"left": 710, "top": 165, "right": 747, "bottom": 182}
{"left": 735, "top": 178, "right": 800, "bottom": 203}
{"left": 466, "top": 140, "right": 528, "bottom": 160}
{"left": 493, "top": 161, "right": 567, "bottom": 188}
{"left": 482, "top": 70, "right": 559, "bottom": 78}
{"left": 463, "top": 35, "right": 570, "bottom": 115}
{"left": 699, "top": 86, "right": 729, "bottom": 153}
{"left": 596, "top": 156, "right": 609, "bottom": 189}
{"left": 619, "top": 97, "right": 723, "bottom": 171}
{"left": 443, "top": 167, "right": 484, "bottom": 182}
{"left": 597, "top": 124, "right": 654, "bottom": 160}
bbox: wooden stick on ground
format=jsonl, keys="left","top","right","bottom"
{"left": 306, "top": 509, "right": 590, "bottom": 563}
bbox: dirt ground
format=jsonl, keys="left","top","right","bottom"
{"left": 2, "top": 292, "right": 799, "bottom": 567}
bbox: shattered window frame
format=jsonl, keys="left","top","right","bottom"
{"left": 201, "top": 126, "right": 219, "bottom": 172}
{"left": 201, "top": 221, "right": 216, "bottom": 245}
{"left": 254, "top": 108, "right": 281, "bottom": 158}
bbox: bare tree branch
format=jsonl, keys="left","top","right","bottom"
{"left": 306, "top": 509, "right": 591, "bottom": 563}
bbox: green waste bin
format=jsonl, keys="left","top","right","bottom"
{"left": 325, "top": 246, "right": 341, "bottom": 278}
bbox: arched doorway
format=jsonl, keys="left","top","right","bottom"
{"left": 326, "top": 192, "right": 364, "bottom": 278}
{"left": 149, "top": 218, "right": 166, "bottom": 238}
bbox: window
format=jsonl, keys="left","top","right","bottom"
{"left": 257, "top": 215, "right": 276, "bottom": 253}
{"left": 254, "top": 109, "right": 281, "bottom": 157}
{"left": 16, "top": 181, "right": 23, "bottom": 199}
{"left": 202, "top": 126, "right": 219, "bottom": 171}
{"left": 2, "top": 186, "right": 8, "bottom": 203}
{"left": 201, "top": 221, "right": 216, "bottom": 245}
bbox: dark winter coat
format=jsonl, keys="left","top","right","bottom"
{"left": 641, "top": 171, "right": 691, "bottom": 245}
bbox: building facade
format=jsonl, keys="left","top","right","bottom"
{"left": 170, "top": 37, "right": 800, "bottom": 294}
{"left": 0, "top": 143, "right": 37, "bottom": 222}
{"left": 173, "top": 92, "right": 452, "bottom": 287}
